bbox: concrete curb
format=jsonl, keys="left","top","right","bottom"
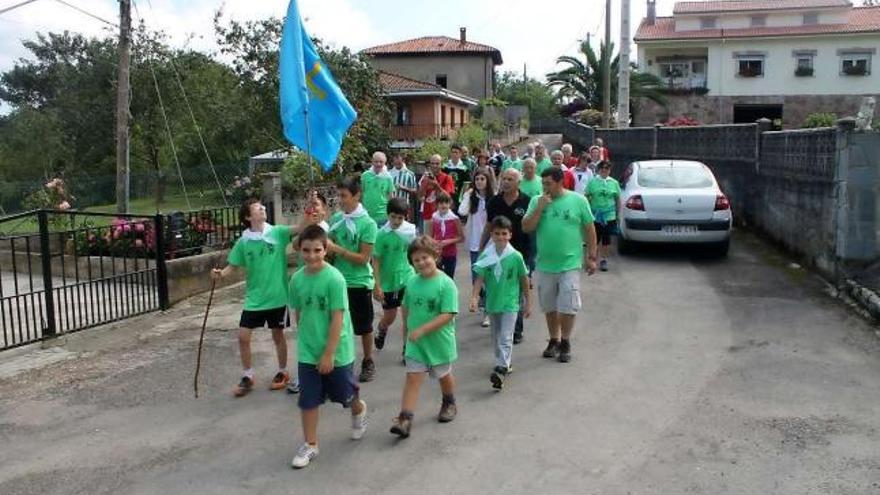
{"left": 841, "top": 279, "right": 880, "bottom": 322}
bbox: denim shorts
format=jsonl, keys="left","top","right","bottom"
{"left": 297, "top": 362, "right": 358, "bottom": 410}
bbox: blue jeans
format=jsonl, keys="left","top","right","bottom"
{"left": 439, "top": 255, "right": 457, "bottom": 280}
{"left": 469, "top": 250, "right": 486, "bottom": 309}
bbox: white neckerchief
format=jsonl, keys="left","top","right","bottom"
{"left": 241, "top": 223, "right": 276, "bottom": 245}
{"left": 475, "top": 242, "right": 516, "bottom": 282}
{"left": 445, "top": 159, "right": 467, "bottom": 171}
{"left": 432, "top": 210, "right": 457, "bottom": 237}
{"left": 330, "top": 204, "right": 367, "bottom": 235}
{"left": 381, "top": 220, "right": 417, "bottom": 243}
{"left": 318, "top": 221, "right": 329, "bottom": 232}
{"left": 369, "top": 167, "right": 392, "bottom": 179}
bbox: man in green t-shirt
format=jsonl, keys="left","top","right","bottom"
{"left": 288, "top": 225, "right": 368, "bottom": 469}
{"left": 534, "top": 143, "right": 552, "bottom": 175}
{"left": 211, "top": 198, "right": 301, "bottom": 397}
{"left": 361, "top": 151, "right": 395, "bottom": 225}
{"left": 328, "top": 176, "right": 379, "bottom": 383}
{"left": 519, "top": 158, "right": 543, "bottom": 198}
{"left": 470, "top": 215, "right": 531, "bottom": 390}
{"left": 586, "top": 161, "right": 622, "bottom": 272}
{"left": 523, "top": 167, "right": 598, "bottom": 364}
{"left": 372, "top": 198, "right": 417, "bottom": 358}
{"left": 501, "top": 145, "right": 523, "bottom": 172}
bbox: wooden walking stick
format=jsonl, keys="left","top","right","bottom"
{"left": 194, "top": 275, "right": 218, "bottom": 399}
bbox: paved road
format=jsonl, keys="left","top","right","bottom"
{"left": 1, "top": 232, "right": 879, "bottom": 494}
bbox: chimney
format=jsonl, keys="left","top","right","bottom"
{"left": 647, "top": 0, "right": 656, "bottom": 25}
{"left": 460, "top": 27, "right": 467, "bottom": 43}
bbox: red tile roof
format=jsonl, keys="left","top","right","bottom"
{"left": 377, "top": 71, "right": 478, "bottom": 106}
{"left": 636, "top": 6, "right": 880, "bottom": 40}
{"left": 674, "top": 0, "right": 851, "bottom": 15}
{"left": 363, "top": 36, "right": 503, "bottom": 64}
{"left": 378, "top": 71, "right": 440, "bottom": 92}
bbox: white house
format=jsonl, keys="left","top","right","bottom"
{"left": 634, "top": 0, "right": 880, "bottom": 127}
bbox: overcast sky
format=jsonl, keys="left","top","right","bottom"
{"left": 0, "top": 0, "right": 677, "bottom": 91}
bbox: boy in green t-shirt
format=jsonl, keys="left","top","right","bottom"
{"left": 372, "top": 198, "right": 417, "bottom": 358}
{"left": 390, "top": 236, "right": 459, "bottom": 438}
{"left": 288, "top": 225, "right": 368, "bottom": 469}
{"left": 586, "top": 161, "right": 622, "bottom": 272}
{"left": 211, "top": 198, "right": 300, "bottom": 397}
{"left": 469, "top": 216, "right": 531, "bottom": 390}
{"left": 327, "top": 176, "right": 379, "bottom": 383}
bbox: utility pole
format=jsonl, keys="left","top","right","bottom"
{"left": 602, "top": 0, "right": 612, "bottom": 128}
{"left": 115, "top": 0, "right": 131, "bottom": 214}
{"left": 618, "top": 0, "right": 631, "bottom": 128}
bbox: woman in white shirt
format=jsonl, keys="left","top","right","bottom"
{"left": 458, "top": 169, "right": 495, "bottom": 327}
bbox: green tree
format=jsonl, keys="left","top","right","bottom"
{"left": 494, "top": 71, "right": 559, "bottom": 120}
{"left": 213, "top": 13, "right": 391, "bottom": 171}
{"left": 546, "top": 41, "right": 666, "bottom": 116}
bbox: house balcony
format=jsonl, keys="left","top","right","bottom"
{"left": 657, "top": 76, "right": 709, "bottom": 95}
{"left": 390, "top": 123, "right": 465, "bottom": 142}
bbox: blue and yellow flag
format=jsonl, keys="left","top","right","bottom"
{"left": 279, "top": 0, "right": 357, "bottom": 170}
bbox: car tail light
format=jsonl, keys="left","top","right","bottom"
{"left": 714, "top": 194, "right": 730, "bottom": 211}
{"left": 625, "top": 195, "right": 645, "bottom": 211}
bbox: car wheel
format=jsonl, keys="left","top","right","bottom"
{"left": 618, "top": 235, "right": 636, "bottom": 256}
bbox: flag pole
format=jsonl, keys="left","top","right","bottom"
{"left": 303, "top": 105, "right": 315, "bottom": 186}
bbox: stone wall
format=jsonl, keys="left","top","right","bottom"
{"left": 634, "top": 93, "right": 880, "bottom": 128}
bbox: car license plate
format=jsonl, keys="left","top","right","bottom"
{"left": 662, "top": 225, "right": 698, "bottom": 234}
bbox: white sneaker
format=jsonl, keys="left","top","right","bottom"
{"left": 291, "top": 442, "right": 319, "bottom": 469}
{"left": 481, "top": 315, "right": 491, "bottom": 327}
{"left": 351, "top": 400, "right": 368, "bottom": 440}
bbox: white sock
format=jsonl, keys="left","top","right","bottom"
{"left": 243, "top": 368, "right": 254, "bottom": 379}
{"left": 277, "top": 368, "right": 287, "bottom": 375}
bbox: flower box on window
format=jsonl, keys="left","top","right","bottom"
{"left": 795, "top": 66, "right": 814, "bottom": 77}
{"left": 738, "top": 66, "right": 761, "bottom": 77}
{"left": 843, "top": 64, "right": 868, "bottom": 76}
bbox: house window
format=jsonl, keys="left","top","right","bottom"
{"left": 396, "top": 104, "right": 411, "bottom": 126}
{"left": 700, "top": 17, "right": 717, "bottom": 29}
{"left": 435, "top": 74, "right": 448, "bottom": 88}
{"left": 660, "top": 62, "right": 689, "bottom": 78}
{"left": 441, "top": 105, "right": 446, "bottom": 126}
{"left": 750, "top": 15, "right": 766, "bottom": 27}
{"left": 737, "top": 58, "right": 764, "bottom": 77}
{"left": 803, "top": 12, "right": 819, "bottom": 25}
{"left": 841, "top": 54, "right": 871, "bottom": 76}
{"left": 795, "top": 56, "right": 814, "bottom": 76}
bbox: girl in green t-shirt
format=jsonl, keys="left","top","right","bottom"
{"left": 391, "top": 236, "right": 459, "bottom": 438}
{"left": 586, "top": 161, "right": 622, "bottom": 272}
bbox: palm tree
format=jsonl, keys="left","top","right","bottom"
{"left": 546, "top": 40, "right": 666, "bottom": 116}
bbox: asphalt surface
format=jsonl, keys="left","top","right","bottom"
{"left": 1, "top": 231, "right": 879, "bottom": 495}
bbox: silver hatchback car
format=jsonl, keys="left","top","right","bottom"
{"left": 618, "top": 160, "right": 732, "bottom": 256}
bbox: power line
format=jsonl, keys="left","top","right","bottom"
{"left": 0, "top": 0, "right": 40, "bottom": 16}
{"left": 54, "top": 0, "right": 117, "bottom": 27}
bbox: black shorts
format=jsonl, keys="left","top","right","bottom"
{"left": 239, "top": 306, "right": 287, "bottom": 329}
{"left": 382, "top": 288, "right": 405, "bottom": 310}
{"left": 347, "top": 287, "right": 375, "bottom": 335}
{"left": 595, "top": 220, "right": 618, "bottom": 246}
{"left": 297, "top": 362, "right": 357, "bottom": 410}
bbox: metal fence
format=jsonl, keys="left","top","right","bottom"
{"left": 0, "top": 210, "right": 166, "bottom": 350}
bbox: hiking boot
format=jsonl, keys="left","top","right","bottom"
{"left": 558, "top": 339, "right": 572, "bottom": 363}
{"left": 438, "top": 401, "right": 457, "bottom": 423}
{"left": 286, "top": 377, "right": 300, "bottom": 394}
{"left": 269, "top": 371, "right": 290, "bottom": 391}
{"left": 290, "top": 442, "right": 319, "bottom": 469}
{"left": 374, "top": 327, "right": 387, "bottom": 350}
{"left": 599, "top": 259, "right": 608, "bottom": 272}
{"left": 233, "top": 376, "right": 254, "bottom": 397}
{"left": 350, "top": 400, "right": 368, "bottom": 440}
{"left": 542, "top": 339, "right": 560, "bottom": 358}
{"left": 358, "top": 358, "right": 376, "bottom": 383}
{"left": 390, "top": 413, "right": 412, "bottom": 438}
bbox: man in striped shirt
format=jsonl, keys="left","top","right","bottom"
{"left": 389, "top": 152, "right": 418, "bottom": 221}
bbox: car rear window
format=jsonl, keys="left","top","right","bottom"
{"left": 637, "top": 166, "right": 714, "bottom": 188}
